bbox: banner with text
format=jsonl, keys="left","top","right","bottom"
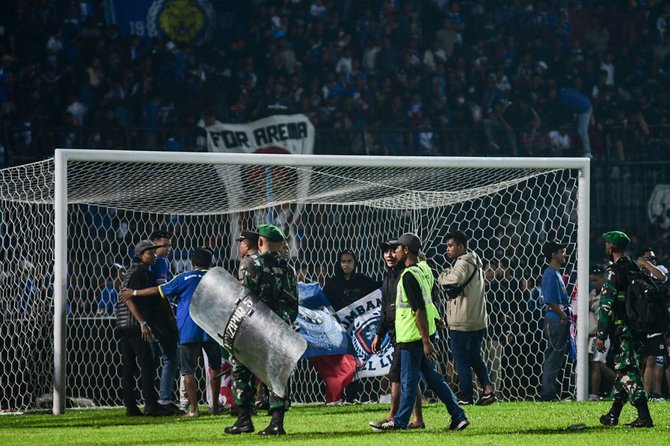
{"left": 206, "top": 114, "right": 314, "bottom": 154}
{"left": 296, "top": 282, "right": 393, "bottom": 379}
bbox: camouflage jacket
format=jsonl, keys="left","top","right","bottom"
{"left": 596, "top": 256, "right": 638, "bottom": 340}
{"left": 238, "top": 251, "right": 260, "bottom": 282}
{"left": 243, "top": 251, "right": 298, "bottom": 324}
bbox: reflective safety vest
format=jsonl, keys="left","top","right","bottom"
{"left": 395, "top": 262, "right": 439, "bottom": 343}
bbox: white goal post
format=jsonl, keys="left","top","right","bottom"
{"left": 5, "top": 149, "right": 590, "bottom": 414}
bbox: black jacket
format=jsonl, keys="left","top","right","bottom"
{"left": 376, "top": 263, "right": 404, "bottom": 341}
{"left": 115, "top": 260, "right": 160, "bottom": 330}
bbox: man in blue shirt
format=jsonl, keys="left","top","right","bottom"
{"left": 555, "top": 87, "right": 593, "bottom": 158}
{"left": 121, "top": 247, "right": 223, "bottom": 418}
{"left": 539, "top": 240, "right": 572, "bottom": 401}
{"left": 148, "top": 230, "right": 181, "bottom": 414}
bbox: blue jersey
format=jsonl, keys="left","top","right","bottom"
{"left": 153, "top": 255, "right": 172, "bottom": 284}
{"left": 558, "top": 88, "right": 591, "bottom": 113}
{"left": 158, "top": 269, "right": 210, "bottom": 344}
{"left": 541, "top": 266, "right": 570, "bottom": 321}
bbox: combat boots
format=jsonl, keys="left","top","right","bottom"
{"left": 625, "top": 400, "right": 654, "bottom": 428}
{"left": 599, "top": 397, "right": 624, "bottom": 426}
{"left": 258, "top": 409, "right": 286, "bottom": 435}
{"left": 224, "top": 407, "right": 254, "bottom": 434}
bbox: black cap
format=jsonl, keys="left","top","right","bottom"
{"left": 543, "top": 241, "right": 566, "bottom": 261}
{"left": 380, "top": 240, "right": 398, "bottom": 251}
{"left": 590, "top": 265, "right": 605, "bottom": 275}
{"left": 396, "top": 233, "right": 422, "bottom": 254}
{"left": 191, "top": 247, "right": 213, "bottom": 267}
{"left": 237, "top": 230, "right": 259, "bottom": 243}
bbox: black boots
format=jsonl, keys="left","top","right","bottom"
{"left": 224, "top": 407, "right": 255, "bottom": 434}
{"left": 599, "top": 397, "right": 624, "bottom": 426}
{"left": 600, "top": 397, "right": 654, "bottom": 428}
{"left": 625, "top": 400, "right": 654, "bottom": 428}
{"left": 258, "top": 409, "right": 286, "bottom": 436}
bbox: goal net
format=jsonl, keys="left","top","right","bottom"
{"left": 0, "top": 150, "right": 590, "bottom": 412}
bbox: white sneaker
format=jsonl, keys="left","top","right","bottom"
{"left": 589, "top": 394, "right": 600, "bottom": 401}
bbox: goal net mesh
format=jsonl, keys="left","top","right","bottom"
{"left": 0, "top": 155, "right": 580, "bottom": 410}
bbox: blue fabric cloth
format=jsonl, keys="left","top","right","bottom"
{"left": 558, "top": 88, "right": 591, "bottom": 113}
{"left": 449, "top": 329, "right": 491, "bottom": 402}
{"left": 158, "top": 269, "right": 210, "bottom": 344}
{"left": 393, "top": 343, "right": 465, "bottom": 429}
{"left": 152, "top": 255, "right": 172, "bottom": 284}
{"left": 541, "top": 266, "right": 569, "bottom": 321}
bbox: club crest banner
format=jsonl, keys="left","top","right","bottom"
{"left": 296, "top": 283, "right": 393, "bottom": 378}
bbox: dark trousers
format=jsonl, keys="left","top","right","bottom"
{"left": 449, "top": 329, "right": 492, "bottom": 402}
{"left": 116, "top": 327, "right": 158, "bottom": 408}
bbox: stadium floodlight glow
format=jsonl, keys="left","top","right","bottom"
{"left": 1, "top": 149, "right": 589, "bottom": 414}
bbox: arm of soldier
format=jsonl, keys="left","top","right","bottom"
{"left": 595, "top": 275, "right": 617, "bottom": 351}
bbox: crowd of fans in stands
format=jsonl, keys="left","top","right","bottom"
{"left": 1, "top": 0, "right": 670, "bottom": 161}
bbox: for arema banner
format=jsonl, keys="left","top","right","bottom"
{"left": 205, "top": 114, "right": 315, "bottom": 154}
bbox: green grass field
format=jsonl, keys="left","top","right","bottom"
{"left": 1, "top": 401, "right": 668, "bottom": 446}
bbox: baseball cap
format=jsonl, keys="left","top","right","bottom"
{"left": 380, "top": 239, "right": 398, "bottom": 251}
{"left": 258, "top": 224, "right": 286, "bottom": 242}
{"left": 237, "top": 230, "right": 259, "bottom": 243}
{"left": 396, "top": 233, "right": 422, "bottom": 254}
{"left": 134, "top": 240, "right": 162, "bottom": 256}
{"left": 190, "top": 247, "right": 213, "bottom": 267}
{"left": 542, "top": 241, "right": 566, "bottom": 261}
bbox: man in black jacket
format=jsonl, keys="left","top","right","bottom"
{"left": 370, "top": 240, "right": 424, "bottom": 429}
{"left": 115, "top": 239, "right": 169, "bottom": 417}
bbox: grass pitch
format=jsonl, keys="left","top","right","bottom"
{"left": 0, "top": 401, "right": 668, "bottom": 445}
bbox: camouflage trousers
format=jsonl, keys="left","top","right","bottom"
{"left": 232, "top": 360, "right": 287, "bottom": 411}
{"left": 612, "top": 327, "right": 647, "bottom": 404}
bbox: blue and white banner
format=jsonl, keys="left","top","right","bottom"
{"left": 296, "top": 282, "right": 393, "bottom": 378}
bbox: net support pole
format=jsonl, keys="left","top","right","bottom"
{"left": 575, "top": 160, "right": 591, "bottom": 402}
{"left": 53, "top": 149, "right": 68, "bottom": 414}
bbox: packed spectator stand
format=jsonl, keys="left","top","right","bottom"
{"left": 0, "top": 0, "right": 669, "bottom": 260}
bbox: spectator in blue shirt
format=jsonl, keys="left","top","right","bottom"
{"left": 120, "top": 247, "right": 222, "bottom": 418}
{"left": 539, "top": 241, "right": 572, "bottom": 401}
{"left": 554, "top": 87, "right": 593, "bottom": 157}
{"left": 148, "top": 229, "right": 181, "bottom": 414}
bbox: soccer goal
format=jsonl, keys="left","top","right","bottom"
{"left": 0, "top": 150, "right": 590, "bottom": 414}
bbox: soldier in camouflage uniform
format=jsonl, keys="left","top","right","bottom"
{"left": 237, "top": 230, "right": 259, "bottom": 282}
{"left": 225, "top": 224, "right": 299, "bottom": 436}
{"left": 596, "top": 231, "right": 654, "bottom": 428}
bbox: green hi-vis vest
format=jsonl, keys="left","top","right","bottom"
{"left": 395, "top": 262, "right": 439, "bottom": 343}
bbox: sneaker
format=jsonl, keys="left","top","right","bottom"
{"left": 144, "top": 404, "right": 172, "bottom": 417}
{"left": 125, "top": 405, "right": 143, "bottom": 417}
{"left": 449, "top": 418, "right": 470, "bottom": 431}
{"left": 370, "top": 420, "right": 399, "bottom": 431}
{"left": 160, "top": 402, "right": 185, "bottom": 415}
{"left": 407, "top": 421, "right": 426, "bottom": 429}
{"left": 457, "top": 399, "right": 473, "bottom": 405}
{"left": 184, "top": 410, "right": 200, "bottom": 418}
{"left": 588, "top": 394, "right": 600, "bottom": 402}
{"left": 369, "top": 419, "right": 390, "bottom": 427}
{"left": 476, "top": 392, "right": 497, "bottom": 406}
{"left": 210, "top": 405, "right": 229, "bottom": 415}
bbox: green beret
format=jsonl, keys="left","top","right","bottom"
{"left": 602, "top": 230, "right": 630, "bottom": 245}
{"left": 258, "top": 224, "right": 286, "bottom": 242}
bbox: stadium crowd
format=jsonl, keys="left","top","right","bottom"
{"left": 0, "top": 0, "right": 669, "bottom": 161}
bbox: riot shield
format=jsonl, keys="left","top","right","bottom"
{"left": 190, "top": 267, "right": 306, "bottom": 398}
